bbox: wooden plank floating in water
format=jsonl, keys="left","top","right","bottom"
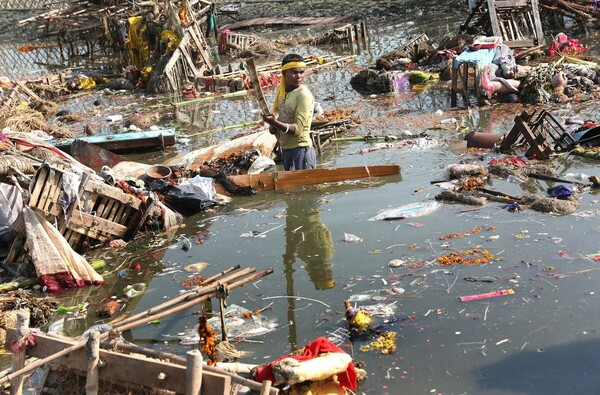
{"left": 53, "top": 130, "right": 176, "bottom": 154}
{"left": 222, "top": 165, "right": 401, "bottom": 193}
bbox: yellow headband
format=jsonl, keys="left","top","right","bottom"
{"left": 280, "top": 61, "right": 306, "bottom": 71}
{"left": 272, "top": 61, "right": 307, "bottom": 113}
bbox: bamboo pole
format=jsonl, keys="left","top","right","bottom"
{"left": 10, "top": 310, "right": 29, "bottom": 395}
{"left": 173, "top": 90, "right": 249, "bottom": 107}
{"left": 111, "top": 266, "right": 253, "bottom": 328}
{"left": 181, "top": 121, "right": 262, "bottom": 138}
{"left": 107, "top": 265, "right": 241, "bottom": 326}
{"left": 110, "top": 269, "right": 272, "bottom": 336}
{"left": 0, "top": 268, "right": 272, "bottom": 387}
{"left": 85, "top": 330, "right": 100, "bottom": 395}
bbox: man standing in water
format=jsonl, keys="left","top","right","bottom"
{"left": 262, "top": 54, "right": 317, "bottom": 171}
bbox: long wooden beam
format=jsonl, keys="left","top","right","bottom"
{"left": 222, "top": 165, "right": 401, "bottom": 193}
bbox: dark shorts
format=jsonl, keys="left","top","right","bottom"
{"left": 282, "top": 146, "right": 316, "bottom": 171}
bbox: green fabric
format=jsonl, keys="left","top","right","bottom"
{"left": 275, "top": 85, "right": 314, "bottom": 150}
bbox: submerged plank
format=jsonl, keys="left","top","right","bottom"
{"left": 225, "top": 165, "right": 401, "bottom": 192}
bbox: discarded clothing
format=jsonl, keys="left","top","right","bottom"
{"left": 548, "top": 184, "right": 573, "bottom": 200}
{"left": 254, "top": 337, "right": 357, "bottom": 390}
{"left": 23, "top": 206, "right": 103, "bottom": 293}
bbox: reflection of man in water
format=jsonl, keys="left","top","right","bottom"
{"left": 283, "top": 195, "right": 335, "bottom": 290}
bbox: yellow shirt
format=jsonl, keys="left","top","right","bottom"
{"left": 275, "top": 85, "right": 314, "bottom": 150}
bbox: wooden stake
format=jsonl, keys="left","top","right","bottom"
{"left": 259, "top": 379, "right": 272, "bottom": 395}
{"left": 10, "top": 310, "right": 29, "bottom": 395}
{"left": 219, "top": 296, "right": 228, "bottom": 341}
{"left": 85, "top": 330, "right": 100, "bottom": 395}
{"left": 186, "top": 349, "right": 203, "bottom": 395}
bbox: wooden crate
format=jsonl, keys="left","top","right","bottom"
{"left": 27, "top": 162, "right": 152, "bottom": 251}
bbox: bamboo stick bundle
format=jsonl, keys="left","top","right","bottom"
{"left": 0, "top": 266, "right": 274, "bottom": 387}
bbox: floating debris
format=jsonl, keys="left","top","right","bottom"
{"left": 359, "top": 331, "right": 397, "bottom": 354}
{"left": 369, "top": 201, "right": 440, "bottom": 221}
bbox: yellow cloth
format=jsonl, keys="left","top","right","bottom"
{"left": 272, "top": 61, "right": 306, "bottom": 114}
{"left": 128, "top": 16, "right": 149, "bottom": 68}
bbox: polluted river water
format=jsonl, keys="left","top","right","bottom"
{"left": 2, "top": 3, "right": 600, "bottom": 395}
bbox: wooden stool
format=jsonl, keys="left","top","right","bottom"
{"left": 450, "top": 48, "right": 495, "bottom": 108}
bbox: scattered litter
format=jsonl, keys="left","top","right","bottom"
{"left": 124, "top": 283, "right": 146, "bottom": 298}
{"left": 459, "top": 289, "right": 515, "bottom": 302}
{"left": 359, "top": 331, "right": 397, "bottom": 354}
{"left": 565, "top": 172, "right": 589, "bottom": 181}
{"left": 241, "top": 224, "right": 284, "bottom": 238}
{"left": 409, "top": 276, "right": 426, "bottom": 286}
{"left": 349, "top": 290, "right": 388, "bottom": 302}
{"left": 369, "top": 201, "right": 440, "bottom": 221}
{"left": 178, "top": 175, "right": 215, "bottom": 201}
{"left": 344, "top": 233, "right": 363, "bottom": 243}
{"left": 388, "top": 259, "right": 407, "bottom": 268}
{"left": 440, "top": 117, "right": 457, "bottom": 124}
{"left": 345, "top": 300, "right": 373, "bottom": 331}
{"left": 361, "top": 302, "right": 398, "bottom": 317}
{"left": 171, "top": 304, "right": 278, "bottom": 345}
{"left": 106, "top": 114, "right": 123, "bottom": 123}
{"left": 183, "top": 262, "right": 209, "bottom": 272}
{"left": 390, "top": 287, "right": 405, "bottom": 295}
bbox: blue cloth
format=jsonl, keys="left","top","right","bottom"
{"left": 282, "top": 146, "right": 316, "bottom": 170}
{"left": 453, "top": 48, "right": 495, "bottom": 69}
{"left": 548, "top": 185, "right": 573, "bottom": 200}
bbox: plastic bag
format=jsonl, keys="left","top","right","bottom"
{"left": 344, "top": 233, "right": 363, "bottom": 243}
{"left": 248, "top": 155, "right": 276, "bottom": 174}
{"left": 124, "top": 283, "right": 146, "bottom": 298}
{"left": 548, "top": 185, "right": 573, "bottom": 200}
{"left": 178, "top": 175, "right": 215, "bottom": 201}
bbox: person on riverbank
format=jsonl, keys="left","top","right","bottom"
{"left": 262, "top": 54, "right": 316, "bottom": 171}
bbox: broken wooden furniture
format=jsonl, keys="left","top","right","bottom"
{"left": 4, "top": 266, "right": 278, "bottom": 395}
{"left": 451, "top": 47, "right": 496, "bottom": 107}
{"left": 16, "top": 0, "right": 214, "bottom": 94}
{"left": 310, "top": 119, "right": 353, "bottom": 155}
{"left": 202, "top": 54, "right": 356, "bottom": 94}
{"left": 219, "top": 31, "right": 261, "bottom": 54}
{"left": 313, "top": 20, "right": 368, "bottom": 48}
{"left": 52, "top": 129, "right": 177, "bottom": 155}
{"left": 499, "top": 110, "right": 576, "bottom": 159}
{"left": 164, "top": 0, "right": 214, "bottom": 94}
{"left": 216, "top": 165, "right": 401, "bottom": 195}
{"left": 398, "top": 33, "right": 434, "bottom": 61}
{"left": 5, "top": 162, "right": 158, "bottom": 261}
{"left": 461, "top": 0, "right": 545, "bottom": 48}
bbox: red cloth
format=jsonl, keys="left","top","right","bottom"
{"left": 254, "top": 337, "right": 357, "bottom": 390}
{"left": 218, "top": 29, "right": 233, "bottom": 54}
{"left": 488, "top": 157, "right": 528, "bottom": 167}
{"left": 548, "top": 32, "right": 587, "bottom": 56}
